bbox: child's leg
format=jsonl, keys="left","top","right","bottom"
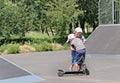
{"left": 75, "top": 63, "right": 79, "bottom": 71}
{"left": 69, "top": 64, "right": 74, "bottom": 71}
{"left": 69, "top": 51, "right": 76, "bottom": 71}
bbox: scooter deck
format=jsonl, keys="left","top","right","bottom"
{"left": 58, "top": 68, "right": 89, "bottom": 77}
{"left": 58, "top": 69, "right": 84, "bottom": 74}
{"left": 64, "top": 71, "right": 84, "bottom": 74}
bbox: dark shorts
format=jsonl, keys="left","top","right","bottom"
{"left": 75, "top": 48, "right": 86, "bottom": 64}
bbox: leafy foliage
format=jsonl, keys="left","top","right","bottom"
{"left": 0, "top": 0, "right": 99, "bottom": 46}
{"left": 0, "top": 0, "right": 37, "bottom": 38}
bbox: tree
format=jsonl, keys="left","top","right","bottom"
{"left": 40, "top": 0, "right": 80, "bottom": 36}
{"left": 0, "top": 0, "right": 37, "bottom": 38}
{"left": 0, "top": 0, "right": 99, "bottom": 44}
{"left": 85, "top": 0, "right": 99, "bottom": 31}
{"left": 77, "top": 0, "right": 99, "bottom": 32}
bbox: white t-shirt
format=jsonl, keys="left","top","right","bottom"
{"left": 71, "top": 38, "right": 85, "bottom": 51}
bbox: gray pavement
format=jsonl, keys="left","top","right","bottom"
{"left": 0, "top": 57, "right": 30, "bottom": 79}
{"left": 2, "top": 50, "right": 120, "bottom": 83}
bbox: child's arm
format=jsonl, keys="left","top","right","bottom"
{"left": 70, "top": 44, "right": 76, "bottom": 50}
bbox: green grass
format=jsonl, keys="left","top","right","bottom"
{"left": 25, "top": 32, "right": 52, "bottom": 44}
{"left": 0, "top": 32, "right": 69, "bottom": 55}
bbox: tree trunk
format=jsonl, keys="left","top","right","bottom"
{"left": 50, "top": 27, "right": 54, "bottom": 36}
{"left": 69, "top": 23, "right": 72, "bottom": 34}
{"left": 92, "top": 22, "right": 98, "bottom": 31}
{"left": 74, "top": 21, "right": 79, "bottom": 28}
{"left": 45, "top": 27, "right": 50, "bottom": 37}
{"left": 41, "top": 25, "right": 44, "bottom": 34}
{"left": 80, "top": 19, "right": 85, "bottom": 33}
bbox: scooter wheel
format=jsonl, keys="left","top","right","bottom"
{"left": 57, "top": 70, "right": 64, "bottom": 77}
{"left": 85, "top": 68, "right": 90, "bottom": 75}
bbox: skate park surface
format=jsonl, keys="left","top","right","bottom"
{"left": 1, "top": 50, "right": 120, "bottom": 83}
{"left": 1, "top": 24, "right": 120, "bottom": 83}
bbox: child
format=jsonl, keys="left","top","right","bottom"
{"left": 74, "top": 27, "right": 86, "bottom": 44}
{"left": 67, "top": 34, "right": 86, "bottom": 71}
{"left": 74, "top": 27, "right": 86, "bottom": 60}
{"left": 67, "top": 34, "right": 76, "bottom": 71}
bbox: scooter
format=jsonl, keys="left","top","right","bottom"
{"left": 57, "top": 63, "right": 90, "bottom": 77}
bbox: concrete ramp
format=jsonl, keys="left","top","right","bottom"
{"left": 0, "top": 57, "right": 44, "bottom": 83}
{"left": 86, "top": 24, "right": 120, "bottom": 54}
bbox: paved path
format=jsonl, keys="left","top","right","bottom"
{"left": 3, "top": 50, "right": 120, "bottom": 83}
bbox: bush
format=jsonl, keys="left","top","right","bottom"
{"left": 51, "top": 43, "right": 63, "bottom": 51}
{"left": 0, "top": 32, "right": 70, "bottom": 55}
{"left": 25, "top": 32, "right": 52, "bottom": 44}
{"left": 0, "top": 44, "right": 20, "bottom": 54}
{"left": 62, "top": 43, "right": 69, "bottom": 50}
{"left": 6, "top": 44, "right": 20, "bottom": 54}
{"left": 0, "top": 44, "right": 7, "bottom": 52}
{"left": 32, "top": 42, "right": 53, "bottom": 51}
{"left": 52, "top": 35, "right": 67, "bottom": 44}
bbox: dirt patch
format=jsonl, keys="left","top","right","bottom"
{"left": 19, "top": 45, "right": 36, "bottom": 53}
